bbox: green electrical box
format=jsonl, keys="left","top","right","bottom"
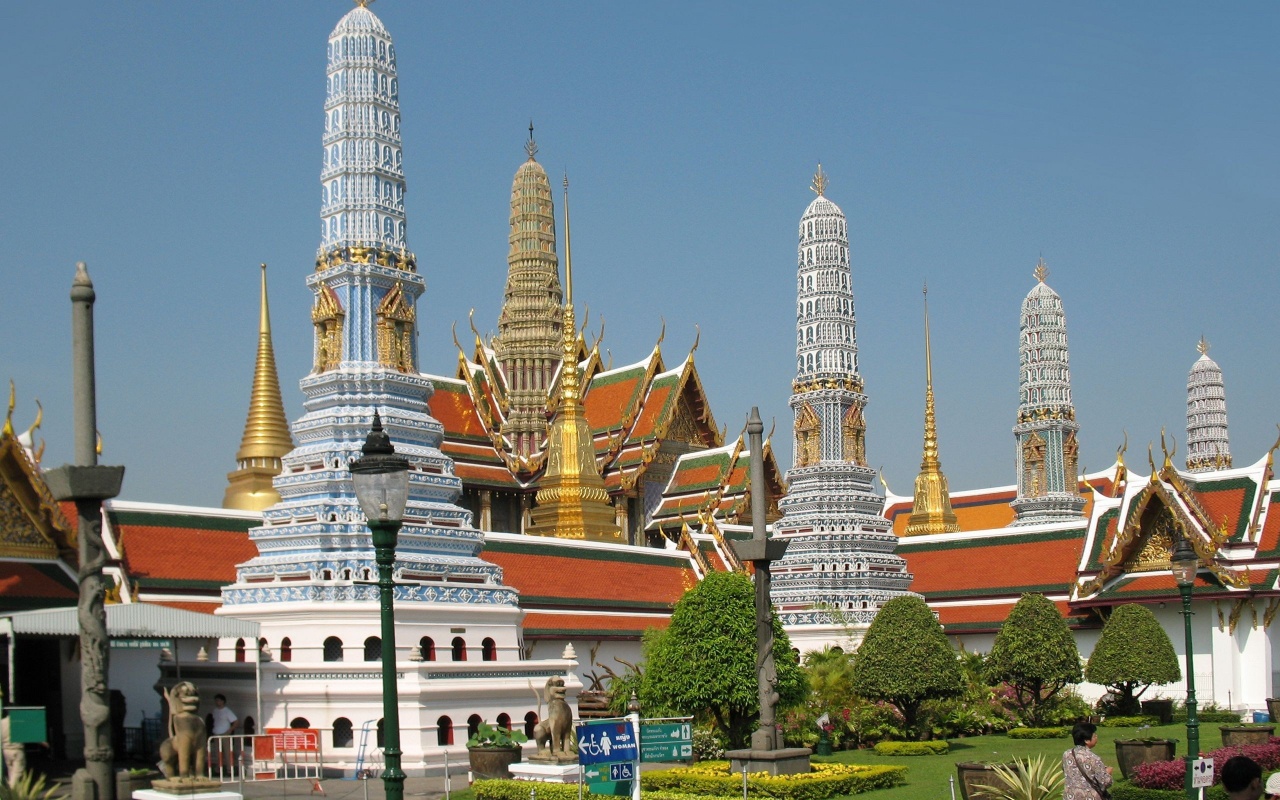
{"left": 7, "top": 708, "right": 46, "bottom": 744}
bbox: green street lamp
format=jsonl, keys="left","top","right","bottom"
{"left": 1170, "top": 535, "right": 1199, "bottom": 800}
{"left": 350, "top": 412, "right": 410, "bottom": 800}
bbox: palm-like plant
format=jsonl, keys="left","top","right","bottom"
{"left": 0, "top": 772, "right": 67, "bottom": 800}
{"left": 973, "top": 754, "right": 1064, "bottom": 800}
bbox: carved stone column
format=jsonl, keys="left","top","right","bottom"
{"left": 479, "top": 490, "right": 493, "bottom": 531}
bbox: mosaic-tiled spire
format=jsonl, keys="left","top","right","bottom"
{"left": 905, "top": 285, "right": 960, "bottom": 535}
{"left": 223, "top": 264, "right": 293, "bottom": 511}
{"left": 1011, "top": 260, "right": 1085, "bottom": 523}
{"left": 1186, "top": 337, "right": 1231, "bottom": 472}
{"left": 493, "top": 126, "right": 564, "bottom": 460}
{"left": 224, "top": 4, "right": 514, "bottom": 611}
{"left": 772, "top": 166, "right": 913, "bottom": 639}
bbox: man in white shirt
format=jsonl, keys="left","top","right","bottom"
{"left": 209, "top": 694, "right": 238, "bottom": 773}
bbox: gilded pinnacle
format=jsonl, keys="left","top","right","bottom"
{"left": 1034, "top": 258, "right": 1048, "bottom": 283}
{"left": 526, "top": 120, "right": 538, "bottom": 161}
{"left": 811, "top": 163, "right": 829, "bottom": 197}
{"left": 1198, "top": 336, "right": 1210, "bottom": 356}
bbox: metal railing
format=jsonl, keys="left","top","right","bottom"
{"left": 206, "top": 729, "right": 324, "bottom": 783}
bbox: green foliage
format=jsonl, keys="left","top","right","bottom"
{"left": 640, "top": 571, "right": 807, "bottom": 749}
{"left": 872, "top": 740, "right": 949, "bottom": 756}
{"left": 641, "top": 760, "right": 907, "bottom": 799}
{"left": 472, "top": 780, "right": 690, "bottom": 800}
{"left": 971, "top": 754, "right": 1064, "bottom": 800}
{"left": 0, "top": 773, "right": 66, "bottom": 800}
{"left": 1110, "top": 781, "right": 1229, "bottom": 800}
{"left": 850, "top": 595, "right": 963, "bottom": 739}
{"left": 1006, "top": 727, "right": 1069, "bottom": 739}
{"left": 1085, "top": 604, "right": 1181, "bottom": 715}
{"left": 1170, "top": 701, "right": 1240, "bottom": 723}
{"left": 986, "top": 593, "right": 1082, "bottom": 727}
{"left": 1100, "top": 715, "right": 1160, "bottom": 728}
{"left": 466, "top": 720, "right": 528, "bottom": 748}
{"left": 692, "top": 725, "right": 727, "bottom": 761}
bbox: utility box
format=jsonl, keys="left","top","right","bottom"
{"left": 7, "top": 707, "right": 47, "bottom": 743}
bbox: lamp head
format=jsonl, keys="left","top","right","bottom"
{"left": 1170, "top": 536, "right": 1198, "bottom": 588}
{"left": 349, "top": 411, "right": 411, "bottom": 523}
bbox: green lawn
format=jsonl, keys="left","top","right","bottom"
{"left": 810, "top": 723, "right": 1220, "bottom": 800}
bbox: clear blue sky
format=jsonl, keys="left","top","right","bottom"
{"left": 2, "top": 2, "right": 1277, "bottom": 508}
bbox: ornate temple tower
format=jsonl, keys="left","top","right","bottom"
{"left": 492, "top": 127, "right": 564, "bottom": 461}
{"left": 525, "top": 177, "right": 622, "bottom": 543}
{"left": 904, "top": 286, "right": 960, "bottom": 535}
{"left": 223, "top": 1, "right": 517, "bottom": 624}
{"left": 1010, "top": 260, "right": 1085, "bottom": 523}
{"left": 771, "top": 166, "right": 913, "bottom": 650}
{"left": 223, "top": 264, "right": 293, "bottom": 511}
{"left": 1186, "top": 337, "right": 1232, "bottom": 472}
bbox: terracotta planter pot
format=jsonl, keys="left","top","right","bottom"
{"left": 468, "top": 745, "right": 522, "bottom": 780}
{"left": 1114, "top": 739, "right": 1176, "bottom": 780}
{"left": 955, "top": 761, "right": 1014, "bottom": 800}
{"left": 1220, "top": 725, "right": 1275, "bottom": 747}
{"left": 1267, "top": 698, "right": 1280, "bottom": 723}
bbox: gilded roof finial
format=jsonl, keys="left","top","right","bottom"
{"left": 1198, "top": 336, "right": 1210, "bottom": 356}
{"left": 526, "top": 120, "right": 538, "bottom": 161}
{"left": 353, "top": 0, "right": 374, "bottom": 7}
{"left": 905, "top": 282, "right": 960, "bottom": 535}
{"left": 811, "top": 162, "right": 829, "bottom": 197}
{"left": 562, "top": 172, "right": 573, "bottom": 305}
{"left": 3, "top": 380, "right": 14, "bottom": 437}
{"left": 1034, "top": 257, "right": 1048, "bottom": 284}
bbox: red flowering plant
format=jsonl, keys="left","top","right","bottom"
{"left": 1131, "top": 739, "right": 1280, "bottom": 790}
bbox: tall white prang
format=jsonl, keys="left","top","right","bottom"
{"left": 1186, "top": 338, "right": 1232, "bottom": 472}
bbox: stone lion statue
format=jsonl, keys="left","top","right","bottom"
{"left": 533, "top": 677, "right": 574, "bottom": 760}
{"left": 158, "top": 682, "right": 207, "bottom": 780}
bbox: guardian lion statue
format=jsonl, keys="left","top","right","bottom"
{"left": 532, "top": 676, "right": 574, "bottom": 761}
{"left": 158, "top": 682, "right": 207, "bottom": 780}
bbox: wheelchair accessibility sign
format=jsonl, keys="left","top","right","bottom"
{"left": 575, "top": 720, "right": 638, "bottom": 766}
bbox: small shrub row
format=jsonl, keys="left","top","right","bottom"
{"left": 872, "top": 740, "right": 949, "bottom": 756}
{"left": 1172, "top": 709, "right": 1241, "bottom": 723}
{"left": 1110, "top": 780, "right": 1228, "bottom": 800}
{"left": 474, "top": 781, "right": 689, "bottom": 800}
{"left": 641, "top": 760, "right": 907, "bottom": 799}
{"left": 1101, "top": 715, "right": 1159, "bottom": 728}
{"left": 1131, "top": 738, "right": 1280, "bottom": 790}
{"left": 1007, "top": 726, "right": 1069, "bottom": 739}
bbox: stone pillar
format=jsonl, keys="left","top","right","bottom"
{"left": 44, "top": 263, "right": 125, "bottom": 800}
{"left": 479, "top": 490, "right": 492, "bottom": 531}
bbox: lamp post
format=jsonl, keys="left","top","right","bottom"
{"left": 350, "top": 412, "right": 410, "bottom": 800}
{"left": 1170, "top": 535, "right": 1199, "bottom": 800}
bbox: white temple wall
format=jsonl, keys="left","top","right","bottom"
{"left": 525, "top": 638, "right": 643, "bottom": 695}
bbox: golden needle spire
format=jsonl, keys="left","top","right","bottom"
{"left": 905, "top": 282, "right": 959, "bottom": 535}
{"left": 811, "top": 162, "right": 829, "bottom": 197}
{"left": 1034, "top": 257, "right": 1049, "bottom": 283}
{"left": 1198, "top": 336, "right": 1210, "bottom": 356}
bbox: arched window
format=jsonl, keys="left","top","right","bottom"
{"left": 420, "top": 637, "right": 436, "bottom": 661}
{"left": 235, "top": 638, "right": 246, "bottom": 663}
{"left": 496, "top": 713, "right": 511, "bottom": 731}
{"left": 467, "top": 715, "right": 482, "bottom": 741}
{"left": 290, "top": 717, "right": 310, "bottom": 729}
{"left": 482, "top": 638, "right": 497, "bottom": 662}
{"left": 364, "top": 637, "right": 381, "bottom": 662}
{"left": 376, "top": 718, "right": 385, "bottom": 748}
{"left": 436, "top": 716, "right": 453, "bottom": 746}
{"left": 524, "top": 712, "right": 538, "bottom": 739}
{"left": 451, "top": 637, "right": 467, "bottom": 662}
{"left": 280, "top": 638, "right": 292, "bottom": 663}
{"left": 333, "top": 718, "right": 354, "bottom": 748}
{"left": 323, "top": 637, "right": 343, "bottom": 662}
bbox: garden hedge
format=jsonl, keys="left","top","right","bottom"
{"left": 870, "top": 737, "right": 952, "bottom": 752}
{"left": 1111, "top": 781, "right": 1227, "bottom": 800}
{"left": 641, "top": 760, "right": 907, "bottom": 798}
{"left": 1100, "top": 715, "right": 1159, "bottom": 728}
{"left": 1007, "top": 726, "right": 1069, "bottom": 739}
{"left": 473, "top": 781, "right": 690, "bottom": 800}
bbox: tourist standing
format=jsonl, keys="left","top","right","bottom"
{"left": 1063, "top": 722, "right": 1112, "bottom": 800}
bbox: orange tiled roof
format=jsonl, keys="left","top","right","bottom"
{"left": 427, "top": 379, "right": 489, "bottom": 440}
{"left": 108, "top": 509, "right": 257, "bottom": 589}
{"left": 934, "top": 597, "right": 1080, "bottom": 633}
{"left": 521, "top": 611, "right": 671, "bottom": 639}
{"left": 480, "top": 539, "right": 692, "bottom": 610}
{"left": 150, "top": 600, "right": 222, "bottom": 615}
{"left": 1258, "top": 490, "right": 1280, "bottom": 557}
{"left": 896, "top": 528, "right": 1087, "bottom": 599}
{"left": 583, "top": 362, "right": 651, "bottom": 435}
{"left": 0, "top": 562, "right": 77, "bottom": 609}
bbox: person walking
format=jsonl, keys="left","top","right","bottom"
{"left": 1063, "top": 722, "right": 1112, "bottom": 800}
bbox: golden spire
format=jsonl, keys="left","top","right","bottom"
{"left": 905, "top": 283, "right": 960, "bottom": 535}
{"left": 224, "top": 264, "right": 294, "bottom": 511}
{"left": 2, "top": 380, "right": 14, "bottom": 437}
{"left": 1034, "top": 257, "right": 1048, "bottom": 283}
{"left": 811, "top": 163, "right": 829, "bottom": 197}
{"left": 525, "top": 175, "right": 622, "bottom": 543}
{"left": 1198, "top": 335, "right": 1210, "bottom": 356}
{"left": 526, "top": 120, "right": 538, "bottom": 161}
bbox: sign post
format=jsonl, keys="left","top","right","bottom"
{"left": 639, "top": 721, "right": 692, "bottom": 763}
{"left": 576, "top": 719, "right": 639, "bottom": 797}
{"left": 1191, "top": 757, "right": 1213, "bottom": 792}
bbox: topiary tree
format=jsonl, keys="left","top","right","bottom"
{"left": 1085, "top": 603, "right": 1181, "bottom": 715}
{"left": 985, "top": 593, "right": 1082, "bottom": 727}
{"left": 639, "top": 571, "right": 807, "bottom": 748}
{"left": 850, "top": 595, "right": 963, "bottom": 739}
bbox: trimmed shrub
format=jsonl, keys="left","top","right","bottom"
{"left": 1172, "top": 709, "right": 1241, "bottom": 723}
{"left": 1086, "top": 604, "right": 1181, "bottom": 716}
{"left": 641, "top": 760, "right": 907, "bottom": 799}
{"left": 1101, "top": 715, "right": 1160, "bottom": 728}
{"left": 986, "top": 593, "right": 1082, "bottom": 727}
{"left": 1130, "top": 738, "right": 1280, "bottom": 790}
{"left": 1110, "top": 780, "right": 1228, "bottom": 800}
{"left": 1007, "top": 726, "right": 1069, "bottom": 739}
{"left": 873, "top": 740, "right": 949, "bottom": 756}
{"left": 473, "top": 782, "right": 691, "bottom": 800}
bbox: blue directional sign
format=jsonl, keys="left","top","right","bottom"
{"left": 576, "top": 720, "right": 638, "bottom": 766}
{"left": 609, "top": 763, "right": 635, "bottom": 782}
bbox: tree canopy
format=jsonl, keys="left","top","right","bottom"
{"left": 850, "top": 595, "right": 962, "bottom": 739}
{"left": 1085, "top": 603, "right": 1181, "bottom": 715}
{"left": 985, "top": 593, "right": 1082, "bottom": 726}
{"left": 639, "top": 571, "right": 807, "bottom": 748}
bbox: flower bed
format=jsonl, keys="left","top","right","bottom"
{"left": 641, "top": 760, "right": 907, "bottom": 798}
{"left": 473, "top": 781, "right": 691, "bottom": 800}
{"left": 1130, "top": 737, "right": 1280, "bottom": 790}
{"left": 872, "top": 740, "right": 949, "bottom": 756}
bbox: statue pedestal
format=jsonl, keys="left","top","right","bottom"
{"left": 133, "top": 790, "right": 242, "bottom": 800}
{"left": 725, "top": 747, "right": 812, "bottom": 776}
{"left": 509, "top": 762, "right": 581, "bottom": 783}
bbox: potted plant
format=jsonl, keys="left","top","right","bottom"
{"left": 956, "top": 761, "right": 1018, "bottom": 800}
{"left": 466, "top": 721, "right": 528, "bottom": 779}
{"left": 1114, "top": 738, "right": 1177, "bottom": 779}
{"left": 1220, "top": 723, "right": 1276, "bottom": 747}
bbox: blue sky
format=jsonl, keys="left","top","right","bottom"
{"left": 2, "top": 2, "right": 1277, "bottom": 508}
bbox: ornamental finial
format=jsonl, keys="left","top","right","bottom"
{"left": 1034, "top": 257, "right": 1048, "bottom": 283}
{"left": 1197, "top": 336, "right": 1210, "bottom": 356}
{"left": 353, "top": 0, "right": 374, "bottom": 7}
{"left": 811, "top": 163, "right": 828, "bottom": 197}
{"left": 526, "top": 120, "right": 538, "bottom": 160}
